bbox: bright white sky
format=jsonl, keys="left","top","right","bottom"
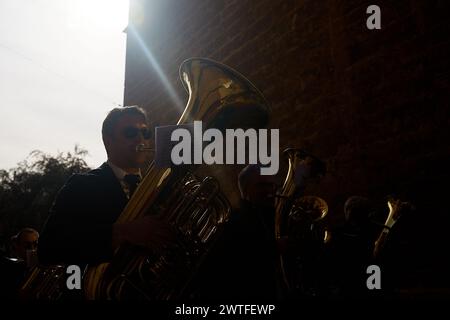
{"left": 0, "top": 0, "right": 129, "bottom": 170}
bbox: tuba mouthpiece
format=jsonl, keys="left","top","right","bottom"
{"left": 136, "top": 144, "right": 154, "bottom": 152}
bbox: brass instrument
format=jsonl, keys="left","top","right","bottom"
{"left": 19, "top": 265, "right": 66, "bottom": 300}
{"left": 274, "top": 148, "right": 327, "bottom": 294}
{"left": 83, "top": 58, "right": 270, "bottom": 300}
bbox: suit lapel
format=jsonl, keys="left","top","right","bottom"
{"left": 98, "top": 162, "right": 128, "bottom": 208}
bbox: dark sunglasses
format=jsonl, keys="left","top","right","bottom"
{"left": 123, "top": 127, "right": 152, "bottom": 140}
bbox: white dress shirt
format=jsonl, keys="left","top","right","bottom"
{"left": 107, "top": 160, "right": 142, "bottom": 199}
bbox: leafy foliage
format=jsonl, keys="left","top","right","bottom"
{"left": 0, "top": 146, "right": 91, "bottom": 245}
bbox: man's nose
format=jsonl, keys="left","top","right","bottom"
{"left": 136, "top": 133, "right": 145, "bottom": 141}
{"left": 132, "top": 131, "right": 146, "bottom": 142}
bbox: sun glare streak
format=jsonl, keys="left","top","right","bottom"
{"left": 127, "top": 24, "right": 184, "bottom": 111}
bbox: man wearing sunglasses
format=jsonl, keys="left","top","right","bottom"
{"left": 39, "top": 106, "right": 172, "bottom": 266}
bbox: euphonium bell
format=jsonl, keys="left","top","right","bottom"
{"left": 274, "top": 148, "right": 328, "bottom": 294}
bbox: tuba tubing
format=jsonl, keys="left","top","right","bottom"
{"left": 83, "top": 58, "right": 271, "bottom": 300}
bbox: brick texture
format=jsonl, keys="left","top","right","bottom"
{"left": 124, "top": 0, "right": 450, "bottom": 285}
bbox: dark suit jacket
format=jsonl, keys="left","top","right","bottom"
{"left": 193, "top": 200, "right": 277, "bottom": 300}
{"left": 38, "top": 163, "right": 128, "bottom": 265}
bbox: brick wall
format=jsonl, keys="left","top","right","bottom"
{"left": 124, "top": 1, "right": 450, "bottom": 285}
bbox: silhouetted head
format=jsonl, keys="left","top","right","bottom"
{"left": 102, "top": 106, "right": 153, "bottom": 171}
{"left": 11, "top": 228, "right": 39, "bottom": 261}
{"left": 238, "top": 164, "right": 277, "bottom": 208}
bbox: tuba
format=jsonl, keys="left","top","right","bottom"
{"left": 83, "top": 58, "right": 270, "bottom": 300}
{"left": 274, "top": 148, "right": 328, "bottom": 295}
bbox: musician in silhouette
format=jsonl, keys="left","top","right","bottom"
{"left": 194, "top": 164, "right": 279, "bottom": 300}
{"left": 39, "top": 106, "right": 172, "bottom": 265}
{"left": 11, "top": 228, "right": 39, "bottom": 265}
{"left": 0, "top": 228, "right": 39, "bottom": 299}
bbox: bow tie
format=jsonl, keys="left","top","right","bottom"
{"left": 123, "top": 174, "right": 141, "bottom": 196}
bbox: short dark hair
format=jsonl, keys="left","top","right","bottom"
{"left": 102, "top": 106, "right": 148, "bottom": 142}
